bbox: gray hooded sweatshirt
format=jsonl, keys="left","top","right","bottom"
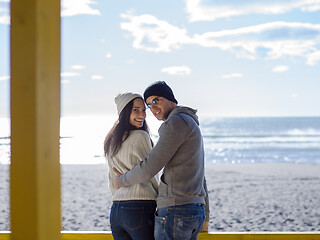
{"left": 120, "top": 106, "right": 209, "bottom": 215}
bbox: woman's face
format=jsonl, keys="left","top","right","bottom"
{"left": 129, "top": 98, "right": 147, "bottom": 128}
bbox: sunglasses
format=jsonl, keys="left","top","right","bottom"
{"left": 146, "top": 97, "right": 162, "bottom": 109}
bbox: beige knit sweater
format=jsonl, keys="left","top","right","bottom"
{"left": 107, "top": 130, "right": 159, "bottom": 201}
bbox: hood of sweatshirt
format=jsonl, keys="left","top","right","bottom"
{"left": 167, "top": 106, "right": 199, "bottom": 125}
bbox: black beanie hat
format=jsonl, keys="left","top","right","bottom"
{"left": 144, "top": 81, "right": 178, "bottom": 104}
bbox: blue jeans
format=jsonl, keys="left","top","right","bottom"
{"left": 154, "top": 203, "right": 205, "bottom": 240}
{"left": 110, "top": 200, "right": 156, "bottom": 240}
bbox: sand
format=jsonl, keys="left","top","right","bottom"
{"left": 0, "top": 163, "right": 320, "bottom": 232}
{"left": 0, "top": 164, "right": 9, "bottom": 231}
{"left": 205, "top": 163, "right": 320, "bottom": 232}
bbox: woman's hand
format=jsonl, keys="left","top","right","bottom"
{"left": 113, "top": 168, "right": 122, "bottom": 189}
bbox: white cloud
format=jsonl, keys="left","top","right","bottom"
{"left": 71, "top": 65, "right": 86, "bottom": 70}
{"left": 120, "top": 13, "right": 192, "bottom": 52}
{"left": 91, "top": 75, "right": 103, "bottom": 80}
{"left": 192, "top": 22, "right": 320, "bottom": 62}
{"left": 306, "top": 50, "right": 320, "bottom": 65}
{"left": 301, "top": 4, "right": 320, "bottom": 12}
{"left": 61, "top": 72, "right": 81, "bottom": 77}
{"left": 0, "top": 0, "right": 9, "bottom": 25}
{"left": 61, "top": 0, "right": 101, "bottom": 17}
{"left": 161, "top": 66, "right": 191, "bottom": 76}
{"left": 221, "top": 73, "right": 243, "bottom": 79}
{"left": 273, "top": 65, "right": 289, "bottom": 72}
{"left": 0, "top": 75, "right": 10, "bottom": 81}
{"left": 121, "top": 14, "right": 320, "bottom": 65}
{"left": 127, "top": 59, "right": 135, "bottom": 64}
{"left": 291, "top": 93, "right": 299, "bottom": 98}
{"left": 106, "top": 53, "right": 112, "bottom": 59}
{"left": 61, "top": 79, "right": 70, "bottom": 84}
{"left": 0, "top": 14, "right": 9, "bottom": 24}
{"left": 185, "top": 0, "right": 320, "bottom": 22}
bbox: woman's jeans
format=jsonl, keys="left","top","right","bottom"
{"left": 154, "top": 203, "right": 205, "bottom": 240}
{"left": 110, "top": 200, "right": 156, "bottom": 240}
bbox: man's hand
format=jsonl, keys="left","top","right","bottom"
{"left": 113, "top": 168, "right": 122, "bottom": 189}
{"left": 200, "top": 221, "right": 209, "bottom": 232}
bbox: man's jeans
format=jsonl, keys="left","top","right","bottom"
{"left": 110, "top": 200, "right": 156, "bottom": 240}
{"left": 154, "top": 203, "right": 205, "bottom": 240}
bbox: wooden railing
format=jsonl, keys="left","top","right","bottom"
{"left": 1, "top": 231, "right": 320, "bottom": 240}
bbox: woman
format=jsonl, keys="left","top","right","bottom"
{"left": 104, "top": 92, "right": 158, "bottom": 240}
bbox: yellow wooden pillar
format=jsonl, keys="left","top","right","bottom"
{"left": 10, "top": 0, "right": 61, "bottom": 239}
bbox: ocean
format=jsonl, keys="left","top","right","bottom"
{"left": 201, "top": 116, "right": 320, "bottom": 164}
{"left": 0, "top": 116, "right": 320, "bottom": 164}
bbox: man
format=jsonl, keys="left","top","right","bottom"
{"left": 114, "top": 81, "right": 209, "bottom": 240}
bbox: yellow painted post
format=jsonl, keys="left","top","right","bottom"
{"left": 10, "top": 0, "right": 61, "bottom": 239}
{"left": 61, "top": 231, "right": 114, "bottom": 240}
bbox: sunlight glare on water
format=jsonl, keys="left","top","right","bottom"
{"left": 60, "top": 115, "right": 118, "bottom": 164}
{"left": 0, "top": 118, "right": 10, "bottom": 164}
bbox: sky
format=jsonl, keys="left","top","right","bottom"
{"left": 1, "top": 0, "right": 320, "bottom": 118}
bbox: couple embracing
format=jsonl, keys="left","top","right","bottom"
{"left": 104, "top": 81, "right": 209, "bottom": 240}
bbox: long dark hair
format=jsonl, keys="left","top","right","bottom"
{"left": 104, "top": 97, "right": 151, "bottom": 157}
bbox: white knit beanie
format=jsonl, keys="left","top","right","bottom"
{"left": 115, "top": 92, "right": 142, "bottom": 115}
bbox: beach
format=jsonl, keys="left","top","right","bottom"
{"left": 0, "top": 163, "right": 320, "bottom": 232}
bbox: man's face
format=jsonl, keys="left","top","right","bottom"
{"left": 146, "top": 95, "right": 175, "bottom": 121}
